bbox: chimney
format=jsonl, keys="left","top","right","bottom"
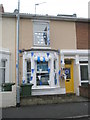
{"left": 0, "top": 4, "right": 4, "bottom": 13}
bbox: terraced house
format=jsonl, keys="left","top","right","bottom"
{"left": 0, "top": 4, "right": 89, "bottom": 107}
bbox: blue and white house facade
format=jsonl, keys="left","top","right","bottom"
{"left": 22, "top": 49, "right": 64, "bottom": 95}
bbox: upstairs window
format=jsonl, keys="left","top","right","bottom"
{"left": 33, "top": 21, "right": 50, "bottom": 46}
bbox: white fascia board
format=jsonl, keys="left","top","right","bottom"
{"left": 60, "top": 49, "right": 88, "bottom": 56}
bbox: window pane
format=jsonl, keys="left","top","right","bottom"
{"left": 37, "top": 62, "right": 48, "bottom": 71}
{"left": 0, "top": 61, "right": 6, "bottom": 84}
{"left": 34, "top": 22, "right": 49, "bottom": 46}
{"left": 37, "top": 61, "right": 49, "bottom": 86}
{"left": 27, "top": 61, "right": 31, "bottom": 83}
{"left": 27, "top": 73, "right": 31, "bottom": 83}
{"left": 1, "top": 61, "right": 5, "bottom": 67}
{"left": 64, "top": 59, "right": 71, "bottom": 64}
{"left": 80, "top": 65, "right": 88, "bottom": 81}
{"left": 27, "top": 61, "right": 31, "bottom": 72}
{"left": 37, "top": 73, "right": 49, "bottom": 85}
{"left": 0, "top": 69, "right": 5, "bottom": 84}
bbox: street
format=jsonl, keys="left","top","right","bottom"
{"left": 1, "top": 102, "right": 90, "bottom": 119}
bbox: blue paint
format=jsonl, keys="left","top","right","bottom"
{"left": 31, "top": 69, "right": 34, "bottom": 73}
{"left": 61, "top": 60, "right": 62, "bottom": 63}
{"left": 47, "top": 53, "right": 50, "bottom": 57}
{"left": 16, "top": 64, "right": 18, "bottom": 68}
{"left": 31, "top": 76, "right": 33, "bottom": 81}
{"left": 55, "top": 79, "right": 57, "bottom": 85}
{"left": 31, "top": 52, "right": 34, "bottom": 57}
{"left": 22, "top": 80, "right": 25, "bottom": 84}
{"left": 58, "top": 70, "right": 61, "bottom": 75}
{"left": 19, "top": 50, "right": 22, "bottom": 53}
{"left": 48, "top": 68, "right": 50, "bottom": 73}
{"left": 40, "top": 81, "right": 42, "bottom": 85}
{"left": 37, "top": 56, "right": 40, "bottom": 62}
{"left": 43, "top": 57, "right": 45, "bottom": 62}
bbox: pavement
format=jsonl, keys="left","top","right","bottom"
{"left": 1, "top": 101, "right": 90, "bottom": 119}
{"left": 20, "top": 94, "right": 89, "bottom": 106}
{"left": 1, "top": 95, "right": 90, "bottom": 119}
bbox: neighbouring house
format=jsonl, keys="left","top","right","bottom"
{"left": 0, "top": 5, "right": 89, "bottom": 107}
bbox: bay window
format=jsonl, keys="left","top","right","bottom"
{"left": 36, "top": 61, "right": 49, "bottom": 86}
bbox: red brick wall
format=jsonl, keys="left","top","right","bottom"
{"left": 76, "top": 22, "right": 88, "bottom": 49}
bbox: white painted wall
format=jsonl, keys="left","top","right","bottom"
{"left": 0, "top": 85, "right": 16, "bottom": 108}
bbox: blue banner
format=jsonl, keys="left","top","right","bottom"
{"left": 37, "top": 56, "right": 40, "bottom": 62}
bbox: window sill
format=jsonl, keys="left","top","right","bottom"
{"left": 32, "top": 86, "right": 60, "bottom": 90}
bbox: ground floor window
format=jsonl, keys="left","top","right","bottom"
{"left": 36, "top": 61, "right": 49, "bottom": 86}
{"left": 27, "top": 60, "right": 31, "bottom": 83}
{"left": 54, "top": 60, "right": 57, "bottom": 85}
{"left": 0, "top": 60, "right": 6, "bottom": 84}
{"left": 80, "top": 61, "right": 89, "bottom": 86}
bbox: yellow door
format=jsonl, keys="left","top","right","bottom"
{"left": 65, "top": 59, "right": 74, "bottom": 93}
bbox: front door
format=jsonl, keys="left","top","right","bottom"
{"left": 65, "top": 59, "right": 74, "bottom": 93}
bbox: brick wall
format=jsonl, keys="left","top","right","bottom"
{"left": 76, "top": 22, "right": 88, "bottom": 49}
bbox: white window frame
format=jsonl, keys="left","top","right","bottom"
{"left": 80, "top": 63, "right": 89, "bottom": 84}
{"left": 26, "top": 59, "right": 31, "bottom": 83}
{"left": 54, "top": 59, "right": 57, "bottom": 85}
{"left": 0, "top": 59, "right": 6, "bottom": 84}
{"left": 33, "top": 21, "right": 50, "bottom": 47}
{"left": 36, "top": 61, "right": 50, "bottom": 86}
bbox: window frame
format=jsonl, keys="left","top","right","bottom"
{"left": 0, "top": 60, "right": 6, "bottom": 84}
{"left": 33, "top": 21, "right": 50, "bottom": 47}
{"left": 26, "top": 59, "right": 31, "bottom": 83}
{"left": 80, "top": 62, "right": 89, "bottom": 84}
{"left": 36, "top": 61, "right": 50, "bottom": 86}
{"left": 54, "top": 59, "right": 57, "bottom": 85}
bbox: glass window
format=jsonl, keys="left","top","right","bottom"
{"left": 36, "top": 61, "right": 49, "bottom": 86}
{"left": 37, "top": 61, "right": 48, "bottom": 71}
{"left": 33, "top": 22, "right": 50, "bottom": 46}
{"left": 0, "top": 60, "right": 6, "bottom": 84}
{"left": 80, "top": 65, "right": 88, "bottom": 81}
{"left": 80, "top": 61, "right": 89, "bottom": 86}
{"left": 54, "top": 60, "right": 57, "bottom": 85}
{"left": 64, "top": 59, "right": 71, "bottom": 64}
{"left": 27, "top": 60, "right": 31, "bottom": 83}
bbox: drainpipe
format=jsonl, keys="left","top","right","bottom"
{"left": 16, "top": 0, "right": 20, "bottom": 107}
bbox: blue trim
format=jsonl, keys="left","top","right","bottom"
{"left": 31, "top": 52, "right": 34, "bottom": 57}
{"left": 37, "top": 56, "right": 40, "bottom": 62}
{"left": 58, "top": 70, "right": 61, "bottom": 75}
{"left": 22, "top": 80, "right": 25, "bottom": 84}
{"left": 40, "top": 81, "right": 42, "bottom": 85}
{"left": 55, "top": 79, "right": 57, "bottom": 85}
{"left": 61, "top": 60, "right": 62, "bottom": 63}
{"left": 19, "top": 50, "right": 22, "bottom": 53}
{"left": 31, "top": 76, "right": 33, "bottom": 81}
{"left": 48, "top": 68, "right": 50, "bottom": 73}
{"left": 31, "top": 69, "right": 34, "bottom": 73}
{"left": 43, "top": 57, "right": 45, "bottom": 62}
{"left": 47, "top": 53, "right": 50, "bottom": 57}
